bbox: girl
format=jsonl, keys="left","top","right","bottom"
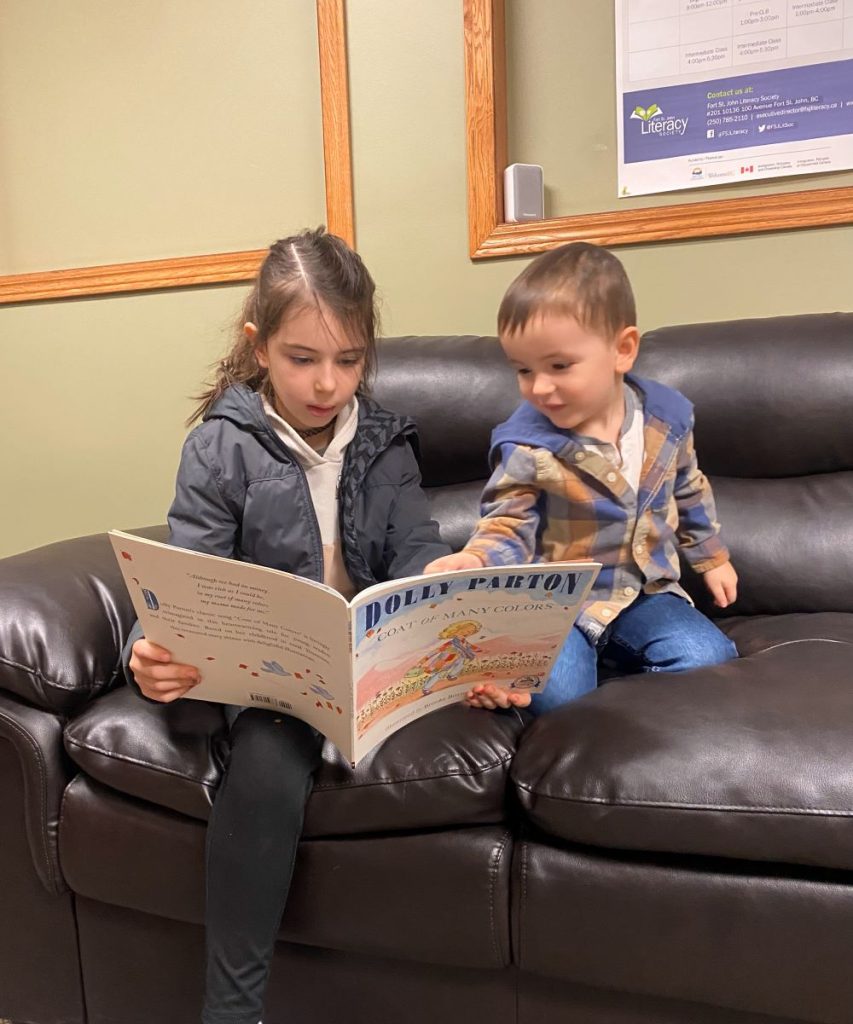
{"left": 125, "top": 228, "right": 450, "bottom": 1024}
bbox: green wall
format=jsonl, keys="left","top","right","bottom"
{"left": 1, "top": 0, "right": 851, "bottom": 557}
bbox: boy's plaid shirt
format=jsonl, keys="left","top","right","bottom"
{"left": 465, "top": 374, "right": 729, "bottom": 641}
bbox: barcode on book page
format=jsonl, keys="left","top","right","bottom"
{"left": 248, "top": 694, "right": 293, "bottom": 711}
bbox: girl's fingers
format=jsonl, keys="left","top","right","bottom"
{"left": 166, "top": 664, "right": 200, "bottom": 683}
{"left": 138, "top": 661, "right": 200, "bottom": 683}
{"left": 133, "top": 638, "right": 173, "bottom": 662}
{"left": 139, "top": 679, "right": 198, "bottom": 701}
{"left": 146, "top": 676, "right": 199, "bottom": 693}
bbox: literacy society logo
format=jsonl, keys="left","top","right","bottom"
{"left": 630, "top": 102, "right": 688, "bottom": 137}
{"left": 631, "top": 103, "right": 662, "bottom": 122}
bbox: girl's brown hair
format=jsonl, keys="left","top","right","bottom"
{"left": 189, "top": 227, "right": 379, "bottom": 425}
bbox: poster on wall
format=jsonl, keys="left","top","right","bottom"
{"left": 615, "top": 1, "right": 853, "bottom": 197}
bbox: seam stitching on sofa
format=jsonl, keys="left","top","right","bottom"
{"left": 516, "top": 784, "right": 853, "bottom": 815}
{"left": 64, "top": 735, "right": 217, "bottom": 789}
{"left": 58, "top": 774, "right": 78, "bottom": 858}
{"left": 488, "top": 829, "right": 512, "bottom": 966}
{"left": 487, "top": 835, "right": 499, "bottom": 966}
{"left": 310, "top": 750, "right": 514, "bottom": 790}
{"left": 751, "top": 638, "right": 853, "bottom": 653}
{"left": 64, "top": 736, "right": 515, "bottom": 793}
{"left": 519, "top": 840, "right": 528, "bottom": 971}
{"left": 0, "top": 653, "right": 107, "bottom": 693}
{"left": 0, "top": 709, "right": 57, "bottom": 890}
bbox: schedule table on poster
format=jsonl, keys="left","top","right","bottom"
{"left": 626, "top": 1, "right": 853, "bottom": 83}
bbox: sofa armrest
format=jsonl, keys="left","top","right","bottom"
{"left": 0, "top": 690, "right": 75, "bottom": 894}
{"left": 0, "top": 528, "right": 166, "bottom": 715}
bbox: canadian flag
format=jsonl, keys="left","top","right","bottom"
{"left": 740, "top": 165, "right": 754, "bottom": 174}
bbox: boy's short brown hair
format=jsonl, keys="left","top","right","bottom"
{"left": 497, "top": 242, "right": 636, "bottom": 339}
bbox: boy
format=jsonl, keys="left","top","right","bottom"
{"left": 425, "top": 242, "right": 738, "bottom": 713}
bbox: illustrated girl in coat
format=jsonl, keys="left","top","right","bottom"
{"left": 417, "top": 620, "right": 482, "bottom": 694}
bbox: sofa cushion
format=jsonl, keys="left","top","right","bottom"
{"left": 515, "top": 839, "right": 853, "bottom": 1024}
{"left": 63, "top": 687, "right": 226, "bottom": 820}
{"left": 511, "top": 633, "right": 853, "bottom": 870}
{"left": 721, "top": 611, "right": 853, "bottom": 656}
{"left": 59, "top": 774, "right": 513, "bottom": 969}
{"left": 64, "top": 686, "right": 525, "bottom": 834}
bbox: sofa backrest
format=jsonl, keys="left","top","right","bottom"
{"left": 637, "top": 313, "right": 853, "bottom": 617}
{"left": 377, "top": 313, "right": 853, "bottom": 617}
{"left": 373, "top": 334, "right": 517, "bottom": 551}
{"left": 637, "top": 313, "right": 853, "bottom": 479}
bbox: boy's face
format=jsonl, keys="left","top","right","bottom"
{"left": 500, "top": 313, "right": 639, "bottom": 435}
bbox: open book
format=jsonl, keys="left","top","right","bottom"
{"left": 110, "top": 531, "right": 600, "bottom": 766}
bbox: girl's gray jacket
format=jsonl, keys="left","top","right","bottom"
{"left": 122, "top": 384, "right": 450, "bottom": 684}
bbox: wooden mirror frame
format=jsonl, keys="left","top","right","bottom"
{"left": 464, "top": 0, "right": 853, "bottom": 259}
{"left": 0, "top": 0, "right": 354, "bottom": 305}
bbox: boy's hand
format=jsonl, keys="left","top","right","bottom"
{"left": 703, "top": 560, "right": 738, "bottom": 608}
{"left": 465, "top": 682, "right": 531, "bottom": 710}
{"left": 129, "top": 638, "right": 201, "bottom": 703}
{"left": 423, "top": 552, "right": 485, "bottom": 574}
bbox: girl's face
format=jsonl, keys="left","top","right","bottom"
{"left": 251, "top": 304, "right": 365, "bottom": 431}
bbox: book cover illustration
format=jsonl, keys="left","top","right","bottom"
{"left": 351, "top": 567, "right": 595, "bottom": 753}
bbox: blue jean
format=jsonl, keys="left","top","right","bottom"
{"left": 531, "top": 592, "right": 738, "bottom": 716}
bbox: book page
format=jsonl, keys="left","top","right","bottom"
{"left": 349, "top": 562, "right": 599, "bottom": 763}
{"left": 110, "top": 532, "right": 354, "bottom": 753}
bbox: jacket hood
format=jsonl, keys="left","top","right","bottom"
{"left": 203, "top": 383, "right": 270, "bottom": 433}
{"left": 203, "top": 383, "right": 418, "bottom": 464}
{"left": 490, "top": 373, "right": 693, "bottom": 463}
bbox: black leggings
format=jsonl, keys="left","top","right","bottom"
{"left": 201, "top": 707, "right": 324, "bottom": 1024}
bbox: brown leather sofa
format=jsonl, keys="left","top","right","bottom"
{"left": 2, "top": 313, "right": 852, "bottom": 1024}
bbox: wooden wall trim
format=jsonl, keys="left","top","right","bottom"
{"left": 0, "top": 1, "right": 355, "bottom": 306}
{"left": 317, "top": 0, "right": 355, "bottom": 247}
{"left": 0, "top": 249, "right": 265, "bottom": 305}
{"left": 464, "top": 0, "right": 506, "bottom": 257}
{"left": 472, "top": 185, "right": 853, "bottom": 258}
{"left": 464, "top": 0, "right": 853, "bottom": 259}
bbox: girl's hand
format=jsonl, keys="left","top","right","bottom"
{"left": 465, "top": 682, "right": 531, "bottom": 710}
{"left": 423, "top": 552, "right": 485, "bottom": 574}
{"left": 703, "top": 560, "right": 738, "bottom": 608}
{"left": 129, "top": 638, "right": 201, "bottom": 703}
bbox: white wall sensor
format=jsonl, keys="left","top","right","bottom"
{"left": 504, "top": 163, "right": 544, "bottom": 223}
